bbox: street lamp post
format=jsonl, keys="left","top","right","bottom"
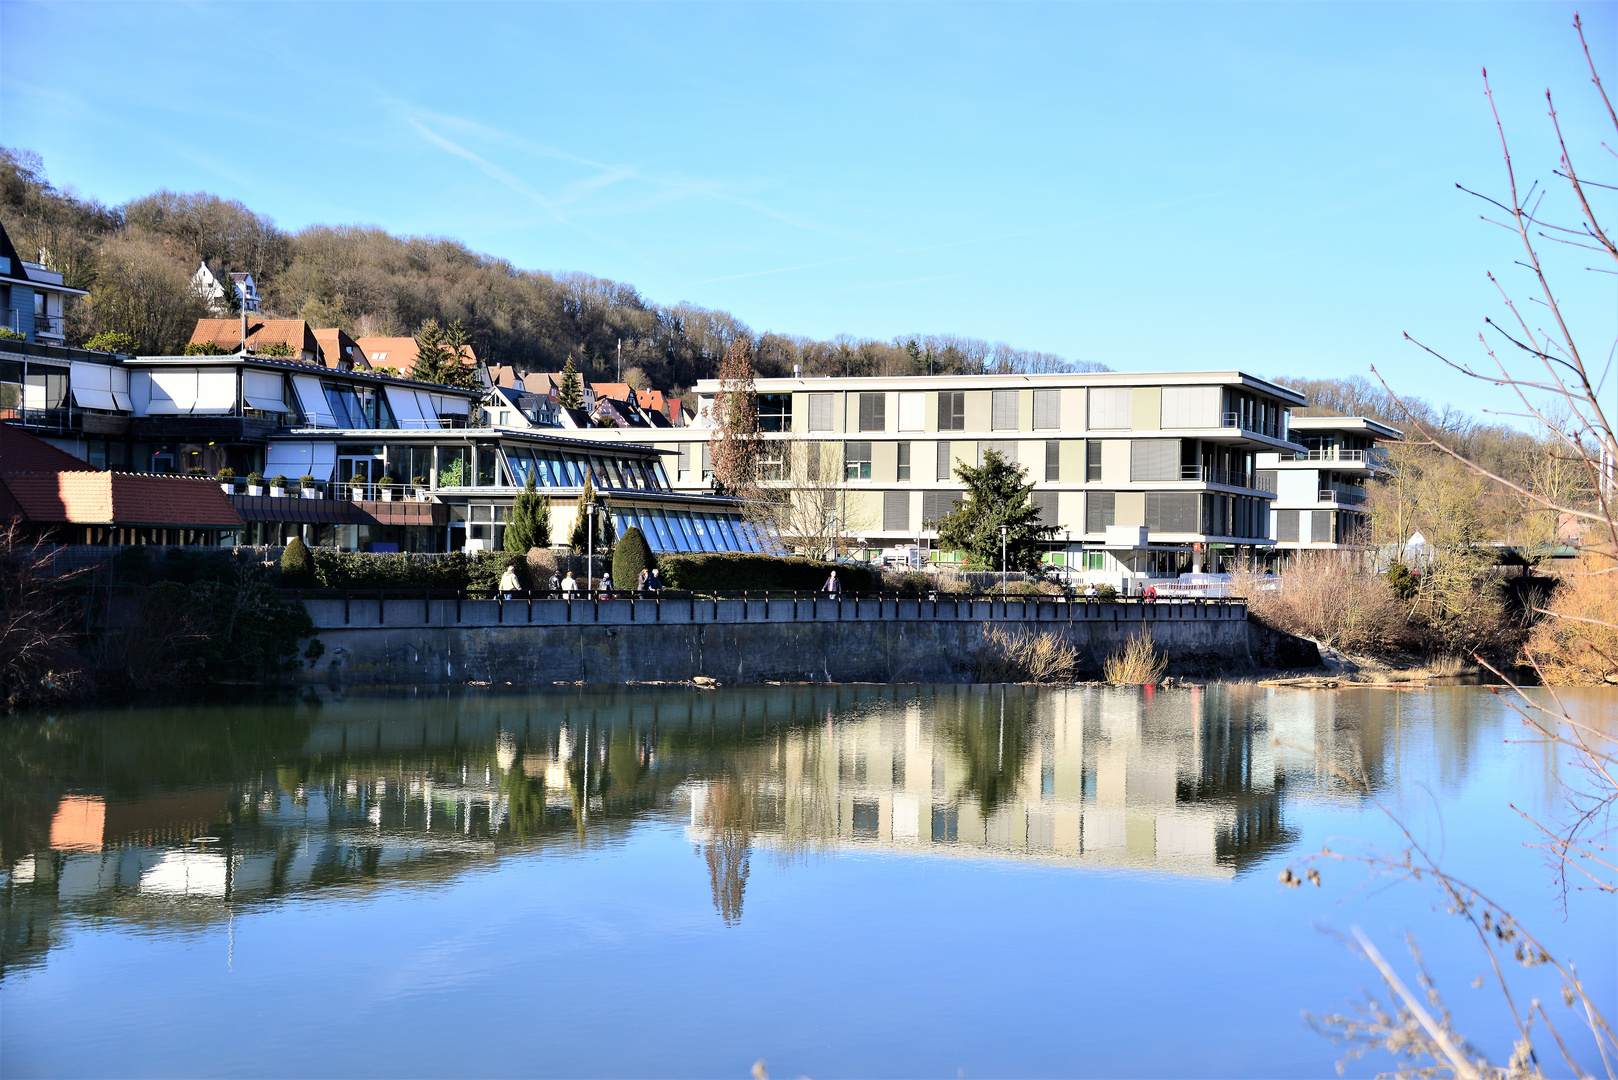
{"left": 999, "top": 523, "right": 1009, "bottom": 597}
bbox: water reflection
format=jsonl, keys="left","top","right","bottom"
{"left": 3, "top": 684, "right": 1436, "bottom": 973}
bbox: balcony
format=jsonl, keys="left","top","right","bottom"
{"left": 1180, "top": 464, "right": 1276, "bottom": 493}
{"left": 1294, "top": 448, "right": 1383, "bottom": 466}
{"left": 1319, "top": 486, "right": 1367, "bottom": 505}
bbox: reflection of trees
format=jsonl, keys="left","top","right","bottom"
{"left": 701, "top": 779, "right": 757, "bottom": 926}
{"left": 937, "top": 689, "right": 1032, "bottom": 817}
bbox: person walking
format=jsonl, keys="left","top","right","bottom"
{"left": 648, "top": 568, "right": 662, "bottom": 592}
{"left": 636, "top": 567, "right": 650, "bottom": 592}
{"left": 561, "top": 571, "right": 578, "bottom": 595}
{"left": 599, "top": 571, "right": 613, "bottom": 598}
{"left": 498, "top": 563, "right": 520, "bottom": 599}
{"left": 1083, "top": 582, "right": 1097, "bottom": 599}
{"left": 548, "top": 571, "right": 560, "bottom": 593}
{"left": 822, "top": 569, "right": 841, "bottom": 595}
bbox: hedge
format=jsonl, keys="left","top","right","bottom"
{"left": 657, "top": 553, "right": 878, "bottom": 593}
{"left": 308, "top": 549, "right": 469, "bottom": 590}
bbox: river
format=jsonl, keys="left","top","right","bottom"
{"left": 2, "top": 684, "right": 1613, "bottom": 1077}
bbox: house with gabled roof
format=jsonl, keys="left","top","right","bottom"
{"left": 355, "top": 335, "right": 480, "bottom": 379}
{"left": 190, "top": 319, "right": 322, "bottom": 363}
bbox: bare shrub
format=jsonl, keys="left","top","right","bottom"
{"left": 0, "top": 523, "right": 91, "bottom": 711}
{"left": 524, "top": 547, "right": 559, "bottom": 589}
{"left": 1235, "top": 554, "right": 1407, "bottom": 654}
{"left": 1428, "top": 654, "right": 1468, "bottom": 678}
{"left": 974, "top": 624, "right": 1077, "bottom": 683}
{"left": 1101, "top": 631, "right": 1168, "bottom": 685}
{"left": 1525, "top": 555, "right": 1618, "bottom": 685}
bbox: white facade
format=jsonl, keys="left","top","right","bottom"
{"left": 1256, "top": 415, "right": 1402, "bottom": 553}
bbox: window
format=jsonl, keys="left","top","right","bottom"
{"left": 1160, "top": 386, "right": 1219, "bottom": 428}
{"left": 844, "top": 441, "right": 872, "bottom": 481}
{"left": 1033, "top": 389, "right": 1061, "bottom": 430}
{"left": 677, "top": 443, "right": 691, "bottom": 480}
{"left": 758, "top": 445, "right": 786, "bottom": 481}
{"left": 758, "top": 394, "right": 791, "bottom": 432}
{"left": 897, "top": 392, "right": 924, "bottom": 432}
{"left": 1130, "top": 439, "right": 1180, "bottom": 482}
{"left": 1088, "top": 387, "right": 1131, "bottom": 429}
{"left": 937, "top": 391, "right": 965, "bottom": 431}
{"left": 857, "top": 393, "right": 885, "bottom": 432}
{"left": 1086, "top": 440, "right": 1103, "bottom": 482}
{"left": 1145, "top": 492, "right": 1199, "bottom": 532}
{"left": 921, "top": 490, "right": 960, "bottom": 527}
{"left": 897, "top": 442, "right": 911, "bottom": 481}
{"left": 936, "top": 441, "right": 953, "bottom": 482}
{"left": 1031, "top": 490, "right": 1058, "bottom": 524}
{"left": 991, "top": 390, "right": 1019, "bottom": 430}
{"left": 883, "top": 490, "right": 909, "bottom": 531}
{"left": 700, "top": 443, "right": 713, "bottom": 481}
{"left": 1086, "top": 491, "right": 1116, "bottom": 533}
{"left": 1045, "top": 440, "right": 1060, "bottom": 482}
{"left": 808, "top": 394, "right": 834, "bottom": 431}
{"left": 980, "top": 441, "right": 1016, "bottom": 466}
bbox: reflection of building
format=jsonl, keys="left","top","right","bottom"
{"left": 684, "top": 685, "right": 1309, "bottom": 878}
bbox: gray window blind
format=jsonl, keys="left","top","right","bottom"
{"left": 1045, "top": 440, "right": 1060, "bottom": 481}
{"left": 1030, "top": 490, "right": 1058, "bottom": 524}
{"left": 1130, "top": 439, "right": 1180, "bottom": 482}
{"left": 676, "top": 444, "right": 691, "bottom": 474}
{"left": 883, "top": 490, "right": 909, "bottom": 531}
{"left": 991, "top": 390, "right": 1019, "bottom": 430}
{"left": 981, "top": 441, "right": 1017, "bottom": 465}
{"left": 922, "top": 490, "right": 960, "bottom": 526}
{"left": 1086, "top": 440, "right": 1102, "bottom": 481}
{"left": 1276, "top": 509, "right": 1299, "bottom": 542}
{"left": 1032, "top": 389, "right": 1061, "bottom": 430}
{"left": 1145, "top": 492, "right": 1199, "bottom": 532}
{"left": 936, "top": 441, "right": 952, "bottom": 482}
{"left": 937, "top": 391, "right": 965, "bottom": 431}
{"left": 1160, "top": 386, "right": 1218, "bottom": 428}
{"left": 1086, "top": 491, "right": 1116, "bottom": 533}
{"left": 808, "top": 394, "right": 834, "bottom": 431}
{"left": 1255, "top": 470, "right": 1277, "bottom": 493}
{"left": 897, "top": 441, "right": 911, "bottom": 481}
{"left": 858, "top": 393, "right": 885, "bottom": 432}
{"left": 700, "top": 443, "right": 712, "bottom": 475}
{"left": 1088, "top": 387, "right": 1131, "bottom": 429}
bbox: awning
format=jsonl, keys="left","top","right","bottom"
{"left": 292, "top": 375, "right": 336, "bottom": 426}
{"left": 265, "top": 441, "right": 338, "bottom": 483}
{"left": 142, "top": 369, "right": 196, "bottom": 414}
{"left": 386, "top": 385, "right": 431, "bottom": 429}
{"left": 243, "top": 370, "right": 288, "bottom": 413}
{"left": 193, "top": 371, "right": 236, "bottom": 414}
{"left": 69, "top": 360, "right": 128, "bottom": 411}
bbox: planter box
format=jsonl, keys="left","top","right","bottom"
{"left": 269, "top": 487, "right": 285, "bottom": 498}
{"left": 247, "top": 485, "right": 264, "bottom": 496}
{"left": 380, "top": 488, "right": 395, "bottom": 501}
{"left": 350, "top": 489, "right": 365, "bottom": 502}
{"left": 220, "top": 483, "right": 236, "bottom": 494}
{"left": 414, "top": 489, "right": 428, "bottom": 501}
{"left": 301, "top": 488, "right": 320, "bottom": 500}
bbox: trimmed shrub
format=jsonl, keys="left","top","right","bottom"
{"left": 613, "top": 527, "right": 654, "bottom": 588}
{"left": 307, "top": 549, "right": 468, "bottom": 590}
{"left": 466, "top": 551, "right": 518, "bottom": 596}
{"left": 280, "top": 537, "right": 316, "bottom": 588}
{"left": 657, "top": 553, "right": 878, "bottom": 593}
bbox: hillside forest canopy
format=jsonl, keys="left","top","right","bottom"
{"left": 0, "top": 147, "right": 1107, "bottom": 393}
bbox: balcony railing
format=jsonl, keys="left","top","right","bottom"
{"left": 1219, "top": 411, "right": 1286, "bottom": 441}
{"left": 1180, "top": 464, "right": 1275, "bottom": 492}
{"left": 0, "top": 405, "right": 81, "bottom": 433}
{"left": 1319, "top": 486, "right": 1367, "bottom": 505}
{"left": 33, "top": 313, "right": 65, "bottom": 339}
{"left": 1294, "top": 448, "right": 1380, "bottom": 464}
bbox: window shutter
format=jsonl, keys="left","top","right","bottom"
{"left": 1129, "top": 439, "right": 1180, "bottom": 482}
{"left": 937, "top": 391, "right": 965, "bottom": 431}
{"left": 1276, "top": 509, "right": 1299, "bottom": 542}
{"left": 858, "top": 393, "right": 885, "bottom": 432}
{"left": 1086, "top": 491, "right": 1116, "bottom": 533}
{"left": 1088, "top": 387, "right": 1131, "bottom": 429}
{"left": 991, "top": 390, "right": 1019, "bottom": 430}
{"left": 1146, "top": 492, "right": 1198, "bottom": 532}
{"left": 1086, "top": 440, "right": 1103, "bottom": 481}
{"left": 808, "top": 394, "right": 834, "bottom": 431}
{"left": 1031, "top": 490, "right": 1058, "bottom": 524}
{"left": 936, "top": 441, "right": 952, "bottom": 482}
{"left": 897, "top": 392, "right": 924, "bottom": 432}
{"left": 981, "top": 441, "right": 1017, "bottom": 465}
{"left": 1032, "top": 389, "right": 1060, "bottom": 430}
{"left": 677, "top": 444, "right": 691, "bottom": 473}
{"left": 883, "top": 491, "right": 909, "bottom": 531}
{"left": 1045, "top": 440, "right": 1060, "bottom": 481}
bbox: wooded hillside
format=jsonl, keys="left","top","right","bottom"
{"left": 0, "top": 147, "right": 1105, "bottom": 391}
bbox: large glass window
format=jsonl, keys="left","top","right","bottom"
{"left": 758, "top": 445, "right": 787, "bottom": 481}
{"left": 758, "top": 394, "right": 792, "bottom": 432}
{"left": 897, "top": 442, "right": 910, "bottom": 481}
{"left": 439, "top": 446, "right": 469, "bottom": 488}
{"left": 857, "top": 393, "right": 885, "bottom": 432}
{"left": 650, "top": 460, "right": 670, "bottom": 490}
{"left": 844, "top": 441, "right": 872, "bottom": 481}
{"left": 937, "top": 391, "right": 965, "bottom": 431}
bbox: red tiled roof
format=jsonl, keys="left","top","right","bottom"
{"left": 191, "top": 319, "right": 320, "bottom": 360}
{"left": 0, "top": 422, "right": 92, "bottom": 473}
{"left": 592, "top": 382, "right": 633, "bottom": 403}
{"left": 0, "top": 469, "right": 242, "bottom": 529}
{"left": 355, "top": 336, "right": 479, "bottom": 375}
{"left": 312, "top": 328, "right": 371, "bottom": 371}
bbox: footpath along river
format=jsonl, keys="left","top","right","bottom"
{"left": 1, "top": 684, "right": 1613, "bottom": 1077}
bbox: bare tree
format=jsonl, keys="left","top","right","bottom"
{"left": 707, "top": 337, "right": 760, "bottom": 498}
{"left": 744, "top": 441, "right": 874, "bottom": 558}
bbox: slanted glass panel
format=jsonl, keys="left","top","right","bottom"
{"left": 714, "top": 515, "right": 741, "bottom": 551}
{"left": 651, "top": 460, "right": 669, "bottom": 489}
{"left": 694, "top": 514, "right": 718, "bottom": 551}
{"left": 735, "top": 519, "right": 761, "bottom": 553}
{"left": 668, "top": 511, "right": 696, "bottom": 552}
{"left": 561, "top": 454, "right": 583, "bottom": 486}
{"left": 604, "top": 456, "right": 625, "bottom": 488}
{"left": 505, "top": 447, "right": 538, "bottom": 487}
{"left": 647, "top": 510, "right": 676, "bottom": 552}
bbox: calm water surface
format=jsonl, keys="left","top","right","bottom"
{"left": 2, "top": 684, "right": 1613, "bottom": 1078}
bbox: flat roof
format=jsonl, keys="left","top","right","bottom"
{"left": 1288, "top": 415, "right": 1404, "bottom": 439}
{"left": 126, "top": 353, "right": 484, "bottom": 398}
{"left": 278, "top": 427, "right": 673, "bottom": 455}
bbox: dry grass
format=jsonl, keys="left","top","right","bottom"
{"left": 1427, "top": 654, "right": 1468, "bottom": 678}
{"left": 1524, "top": 554, "right": 1618, "bottom": 684}
{"left": 1102, "top": 631, "right": 1168, "bottom": 685}
{"left": 973, "top": 624, "right": 1078, "bottom": 683}
{"left": 1232, "top": 553, "right": 1408, "bottom": 655}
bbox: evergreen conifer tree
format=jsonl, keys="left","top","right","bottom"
{"left": 411, "top": 319, "right": 449, "bottom": 383}
{"left": 440, "top": 318, "right": 480, "bottom": 391}
{"left": 505, "top": 474, "right": 543, "bottom": 552}
{"left": 935, "top": 450, "right": 1059, "bottom": 572}
{"left": 612, "top": 527, "right": 654, "bottom": 588}
{"left": 559, "top": 356, "right": 582, "bottom": 410}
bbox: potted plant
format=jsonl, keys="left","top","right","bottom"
{"left": 269, "top": 474, "right": 287, "bottom": 497}
{"left": 412, "top": 475, "right": 429, "bottom": 501}
{"left": 300, "top": 474, "right": 320, "bottom": 499}
{"left": 246, "top": 471, "right": 264, "bottom": 496}
{"left": 378, "top": 475, "right": 396, "bottom": 501}
{"left": 349, "top": 472, "right": 368, "bottom": 501}
{"left": 217, "top": 467, "right": 237, "bottom": 493}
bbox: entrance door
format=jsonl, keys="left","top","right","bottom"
{"left": 338, "top": 455, "right": 378, "bottom": 494}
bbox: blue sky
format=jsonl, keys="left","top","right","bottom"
{"left": 1, "top": 2, "right": 1612, "bottom": 422}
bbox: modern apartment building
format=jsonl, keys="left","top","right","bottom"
{"left": 1256, "top": 415, "right": 1402, "bottom": 555}
{"left": 563, "top": 371, "right": 1309, "bottom": 582}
